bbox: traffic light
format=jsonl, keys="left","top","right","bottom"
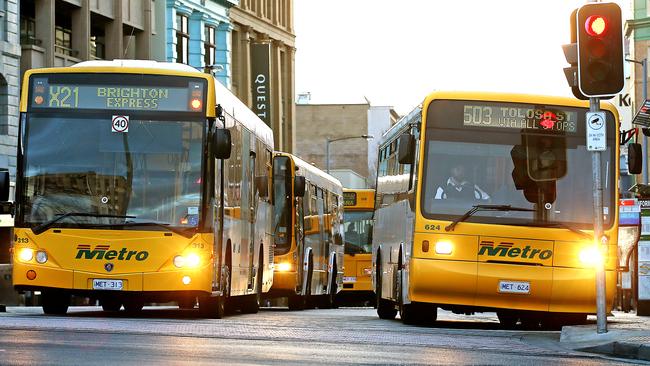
{"left": 563, "top": 9, "right": 589, "bottom": 100}
{"left": 576, "top": 3, "right": 624, "bottom": 98}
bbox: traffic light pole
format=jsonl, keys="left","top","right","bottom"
{"left": 590, "top": 97, "right": 608, "bottom": 334}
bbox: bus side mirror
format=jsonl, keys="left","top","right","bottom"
{"left": 628, "top": 142, "right": 643, "bottom": 175}
{"left": 0, "top": 169, "right": 9, "bottom": 202}
{"left": 213, "top": 129, "right": 232, "bottom": 159}
{"left": 294, "top": 176, "right": 306, "bottom": 197}
{"left": 398, "top": 133, "right": 415, "bottom": 165}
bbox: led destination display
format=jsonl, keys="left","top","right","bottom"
{"left": 462, "top": 104, "right": 578, "bottom": 133}
{"left": 30, "top": 76, "right": 205, "bottom": 112}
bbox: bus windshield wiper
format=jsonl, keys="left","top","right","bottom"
{"left": 445, "top": 205, "right": 534, "bottom": 232}
{"left": 115, "top": 221, "right": 196, "bottom": 238}
{"left": 527, "top": 221, "right": 592, "bottom": 239}
{"left": 32, "top": 212, "right": 136, "bottom": 235}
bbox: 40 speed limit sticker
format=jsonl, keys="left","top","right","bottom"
{"left": 112, "top": 115, "right": 129, "bottom": 133}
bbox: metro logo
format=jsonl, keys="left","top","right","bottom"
{"left": 75, "top": 244, "right": 149, "bottom": 261}
{"left": 478, "top": 241, "right": 552, "bottom": 260}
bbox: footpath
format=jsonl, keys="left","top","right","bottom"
{"left": 560, "top": 311, "right": 650, "bottom": 362}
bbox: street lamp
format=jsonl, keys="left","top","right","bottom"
{"left": 325, "top": 135, "right": 374, "bottom": 174}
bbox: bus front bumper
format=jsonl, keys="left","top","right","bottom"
{"left": 409, "top": 257, "right": 615, "bottom": 314}
{"left": 13, "top": 262, "right": 212, "bottom": 293}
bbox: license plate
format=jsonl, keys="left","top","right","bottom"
{"left": 343, "top": 276, "right": 357, "bottom": 283}
{"left": 498, "top": 280, "right": 530, "bottom": 294}
{"left": 92, "top": 279, "right": 123, "bottom": 291}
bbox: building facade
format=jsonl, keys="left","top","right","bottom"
{"left": 20, "top": 0, "right": 154, "bottom": 74}
{"left": 230, "top": 0, "right": 296, "bottom": 153}
{"left": 152, "top": 0, "right": 236, "bottom": 88}
{"left": 0, "top": 0, "right": 20, "bottom": 181}
{"left": 295, "top": 103, "right": 399, "bottom": 187}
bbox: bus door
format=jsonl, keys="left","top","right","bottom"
{"left": 239, "top": 129, "right": 254, "bottom": 290}
{"left": 247, "top": 145, "right": 257, "bottom": 290}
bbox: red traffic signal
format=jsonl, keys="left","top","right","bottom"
{"left": 585, "top": 15, "right": 608, "bottom": 37}
{"left": 576, "top": 3, "right": 624, "bottom": 98}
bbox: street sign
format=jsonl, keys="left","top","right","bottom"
{"left": 586, "top": 111, "right": 606, "bottom": 151}
{"left": 632, "top": 99, "right": 650, "bottom": 127}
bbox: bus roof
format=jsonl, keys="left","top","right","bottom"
{"left": 381, "top": 91, "right": 620, "bottom": 146}
{"left": 276, "top": 152, "right": 343, "bottom": 194}
{"left": 72, "top": 59, "right": 201, "bottom": 73}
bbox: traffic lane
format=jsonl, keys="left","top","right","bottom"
{"left": 0, "top": 328, "right": 628, "bottom": 366}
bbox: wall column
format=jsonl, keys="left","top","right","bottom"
{"left": 105, "top": 0, "right": 124, "bottom": 60}
{"left": 34, "top": 0, "right": 55, "bottom": 66}
{"left": 215, "top": 22, "right": 233, "bottom": 88}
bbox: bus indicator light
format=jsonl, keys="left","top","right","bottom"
{"left": 34, "top": 96, "right": 44, "bottom": 105}
{"left": 191, "top": 99, "right": 202, "bottom": 110}
{"left": 26, "top": 270, "right": 37, "bottom": 280}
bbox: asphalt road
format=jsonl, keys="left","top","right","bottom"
{"left": 0, "top": 306, "right": 642, "bottom": 365}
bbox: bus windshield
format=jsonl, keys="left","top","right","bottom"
{"left": 420, "top": 100, "right": 616, "bottom": 229}
{"left": 344, "top": 211, "right": 373, "bottom": 254}
{"left": 19, "top": 114, "right": 205, "bottom": 230}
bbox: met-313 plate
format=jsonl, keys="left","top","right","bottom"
{"left": 498, "top": 280, "right": 530, "bottom": 294}
{"left": 92, "top": 279, "right": 123, "bottom": 291}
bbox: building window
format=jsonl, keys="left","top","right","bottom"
{"left": 176, "top": 13, "right": 189, "bottom": 64}
{"left": 204, "top": 25, "right": 216, "bottom": 66}
{"left": 55, "top": 26, "right": 72, "bottom": 56}
{"left": 20, "top": 16, "right": 36, "bottom": 45}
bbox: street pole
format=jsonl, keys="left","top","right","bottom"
{"left": 643, "top": 59, "right": 648, "bottom": 184}
{"left": 590, "top": 97, "right": 607, "bottom": 334}
{"left": 326, "top": 139, "right": 331, "bottom": 174}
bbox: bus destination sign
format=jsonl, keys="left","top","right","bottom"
{"left": 30, "top": 77, "right": 205, "bottom": 112}
{"left": 343, "top": 192, "right": 357, "bottom": 207}
{"left": 462, "top": 104, "right": 578, "bottom": 133}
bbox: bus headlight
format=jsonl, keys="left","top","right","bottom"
{"left": 173, "top": 254, "right": 201, "bottom": 268}
{"left": 18, "top": 248, "right": 34, "bottom": 262}
{"left": 35, "top": 250, "right": 48, "bottom": 264}
{"left": 276, "top": 262, "right": 292, "bottom": 272}
{"left": 579, "top": 246, "right": 604, "bottom": 267}
{"left": 435, "top": 241, "right": 453, "bottom": 255}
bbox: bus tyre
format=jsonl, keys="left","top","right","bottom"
{"left": 42, "top": 291, "right": 69, "bottom": 315}
{"left": 497, "top": 311, "right": 519, "bottom": 329}
{"left": 400, "top": 302, "right": 436, "bottom": 326}
{"left": 177, "top": 297, "right": 196, "bottom": 310}
{"left": 321, "top": 261, "right": 338, "bottom": 309}
{"left": 123, "top": 298, "right": 145, "bottom": 313}
{"left": 199, "top": 295, "right": 225, "bottom": 319}
{"left": 288, "top": 295, "right": 305, "bottom": 311}
{"left": 241, "top": 253, "right": 263, "bottom": 314}
{"left": 376, "top": 257, "right": 397, "bottom": 320}
{"left": 101, "top": 298, "right": 122, "bottom": 312}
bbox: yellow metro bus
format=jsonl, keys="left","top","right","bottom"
{"left": 270, "top": 152, "right": 344, "bottom": 310}
{"left": 8, "top": 60, "right": 274, "bottom": 318}
{"left": 338, "top": 188, "right": 375, "bottom": 304}
{"left": 373, "top": 91, "right": 620, "bottom": 328}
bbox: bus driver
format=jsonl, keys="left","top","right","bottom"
{"left": 434, "top": 164, "right": 490, "bottom": 200}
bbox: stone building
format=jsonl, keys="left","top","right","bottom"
{"left": 20, "top": 0, "right": 154, "bottom": 74}
{"left": 0, "top": 0, "right": 20, "bottom": 182}
{"left": 295, "top": 102, "right": 399, "bottom": 187}
{"left": 229, "top": 0, "right": 296, "bottom": 153}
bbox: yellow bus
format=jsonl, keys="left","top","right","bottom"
{"left": 338, "top": 188, "right": 375, "bottom": 305}
{"left": 270, "top": 152, "right": 344, "bottom": 310}
{"left": 373, "top": 91, "right": 620, "bottom": 328}
{"left": 8, "top": 60, "right": 274, "bottom": 318}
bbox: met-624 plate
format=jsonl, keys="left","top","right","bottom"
{"left": 92, "top": 279, "right": 123, "bottom": 291}
{"left": 498, "top": 280, "right": 530, "bottom": 294}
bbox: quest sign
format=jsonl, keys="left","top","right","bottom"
{"left": 251, "top": 43, "right": 272, "bottom": 127}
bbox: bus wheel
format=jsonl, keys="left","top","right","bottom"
{"left": 321, "top": 261, "right": 338, "bottom": 309}
{"left": 541, "top": 313, "right": 587, "bottom": 330}
{"left": 376, "top": 259, "right": 397, "bottom": 320}
{"left": 123, "top": 298, "right": 145, "bottom": 314}
{"left": 42, "top": 291, "right": 69, "bottom": 315}
{"left": 400, "top": 302, "right": 436, "bottom": 326}
{"left": 199, "top": 296, "right": 225, "bottom": 319}
{"left": 177, "top": 297, "right": 196, "bottom": 310}
{"left": 497, "top": 311, "right": 519, "bottom": 329}
{"left": 288, "top": 295, "right": 305, "bottom": 310}
{"left": 101, "top": 298, "right": 122, "bottom": 312}
{"left": 241, "top": 251, "right": 264, "bottom": 314}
